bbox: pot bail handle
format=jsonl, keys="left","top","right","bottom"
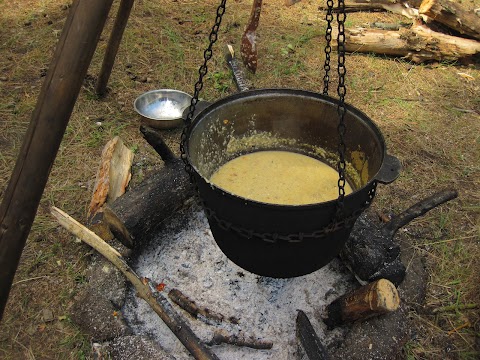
{"left": 375, "top": 154, "right": 401, "bottom": 184}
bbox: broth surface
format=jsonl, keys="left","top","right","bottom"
{"left": 209, "top": 150, "right": 352, "bottom": 205}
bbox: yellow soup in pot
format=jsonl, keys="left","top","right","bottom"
{"left": 209, "top": 150, "right": 353, "bottom": 205}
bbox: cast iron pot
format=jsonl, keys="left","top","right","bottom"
{"left": 186, "top": 89, "right": 400, "bottom": 278}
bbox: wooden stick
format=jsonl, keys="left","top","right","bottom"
{"left": 95, "top": 0, "right": 135, "bottom": 96}
{"left": 432, "top": 303, "right": 478, "bottom": 314}
{"left": 168, "top": 288, "right": 225, "bottom": 324}
{"left": 0, "top": 0, "right": 115, "bottom": 321}
{"left": 323, "top": 279, "right": 400, "bottom": 329}
{"left": 139, "top": 125, "right": 177, "bottom": 165}
{"left": 207, "top": 330, "right": 273, "bottom": 350}
{"left": 382, "top": 189, "right": 458, "bottom": 237}
{"left": 50, "top": 207, "right": 219, "bottom": 360}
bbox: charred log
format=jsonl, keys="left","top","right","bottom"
{"left": 341, "top": 189, "right": 458, "bottom": 285}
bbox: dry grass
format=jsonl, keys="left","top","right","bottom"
{"left": 0, "top": 0, "right": 479, "bottom": 359}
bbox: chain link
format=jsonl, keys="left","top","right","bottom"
{"left": 203, "top": 183, "right": 377, "bottom": 244}
{"left": 180, "top": 0, "right": 363, "bottom": 244}
{"left": 335, "top": 0, "right": 348, "bottom": 219}
{"left": 180, "top": 0, "right": 227, "bottom": 179}
{"left": 323, "top": 0, "right": 334, "bottom": 95}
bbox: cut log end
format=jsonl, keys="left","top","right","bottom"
{"left": 324, "top": 279, "right": 400, "bottom": 329}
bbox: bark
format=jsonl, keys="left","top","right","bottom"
{"left": 92, "top": 127, "right": 195, "bottom": 244}
{"left": 323, "top": 279, "right": 400, "bottom": 329}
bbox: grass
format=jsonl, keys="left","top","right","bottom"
{"left": 0, "top": 0, "right": 479, "bottom": 358}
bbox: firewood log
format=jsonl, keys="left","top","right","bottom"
{"left": 332, "top": 21, "right": 480, "bottom": 63}
{"left": 419, "top": 0, "right": 480, "bottom": 41}
{"left": 88, "top": 136, "right": 134, "bottom": 220}
{"left": 323, "top": 279, "right": 400, "bottom": 329}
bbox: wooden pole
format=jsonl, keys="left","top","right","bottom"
{"left": 95, "top": 0, "right": 135, "bottom": 96}
{"left": 0, "top": 0, "right": 115, "bottom": 321}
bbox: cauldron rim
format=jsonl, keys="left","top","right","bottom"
{"left": 185, "top": 88, "right": 389, "bottom": 209}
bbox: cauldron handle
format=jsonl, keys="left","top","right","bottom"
{"left": 375, "top": 154, "right": 401, "bottom": 184}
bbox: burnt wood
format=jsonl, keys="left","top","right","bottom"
{"left": 296, "top": 310, "right": 330, "bottom": 359}
{"left": 0, "top": 0, "right": 115, "bottom": 321}
{"left": 341, "top": 189, "right": 458, "bottom": 286}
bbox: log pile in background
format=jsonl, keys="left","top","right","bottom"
{"left": 320, "top": 0, "right": 480, "bottom": 63}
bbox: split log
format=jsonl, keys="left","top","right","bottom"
{"left": 323, "top": 279, "right": 400, "bottom": 329}
{"left": 318, "top": 0, "right": 422, "bottom": 18}
{"left": 88, "top": 136, "right": 133, "bottom": 220}
{"left": 341, "top": 189, "right": 458, "bottom": 285}
{"left": 419, "top": 0, "right": 480, "bottom": 41}
{"left": 333, "top": 21, "right": 480, "bottom": 63}
{"left": 51, "top": 207, "right": 219, "bottom": 360}
{"left": 91, "top": 127, "right": 195, "bottom": 245}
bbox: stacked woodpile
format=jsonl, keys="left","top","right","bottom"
{"left": 317, "top": 0, "right": 480, "bottom": 63}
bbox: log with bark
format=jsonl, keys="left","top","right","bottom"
{"left": 323, "top": 278, "right": 400, "bottom": 329}
{"left": 419, "top": 0, "right": 480, "bottom": 41}
{"left": 89, "top": 126, "right": 195, "bottom": 246}
{"left": 332, "top": 21, "right": 480, "bottom": 63}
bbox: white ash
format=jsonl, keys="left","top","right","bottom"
{"left": 122, "top": 203, "right": 354, "bottom": 359}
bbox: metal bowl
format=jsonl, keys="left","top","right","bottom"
{"left": 134, "top": 89, "right": 192, "bottom": 129}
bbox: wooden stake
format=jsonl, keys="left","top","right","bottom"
{"left": 0, "top": 0, "right": 115, "bottom": 321}
{"left": 323, "top": 279, "right": 400, "bottom": 329}
{"left": 95, "top": 0, "right": 135, "bottom": 96}
{"left": 50, "top": 207, "right": 219, "bottom": 360}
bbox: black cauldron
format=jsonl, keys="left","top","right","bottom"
{"left": 186, "top": 89, "right": 400, "bottom": 278}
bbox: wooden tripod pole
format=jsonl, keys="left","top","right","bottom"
{"left": 0, "top": 0, "right": 115, "bottom": 321}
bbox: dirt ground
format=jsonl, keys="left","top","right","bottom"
{"left": 0, "top": 0, "right": 479, "bottom": 359}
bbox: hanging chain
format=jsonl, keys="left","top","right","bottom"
{"left": 323, "top": 0, "right": 334, "bottom": 95}
{"left": 336, "top": 0, "right": 348, "bottom": 218}
{"left": 177, "top": 0, "right": 365, "bottom": 244}
{"left": 180, "top": 0, "right": 227, "bottom": 179}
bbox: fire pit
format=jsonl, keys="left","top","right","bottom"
{"left": 123, "top": 202, "right": 355, "bottom": 359}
